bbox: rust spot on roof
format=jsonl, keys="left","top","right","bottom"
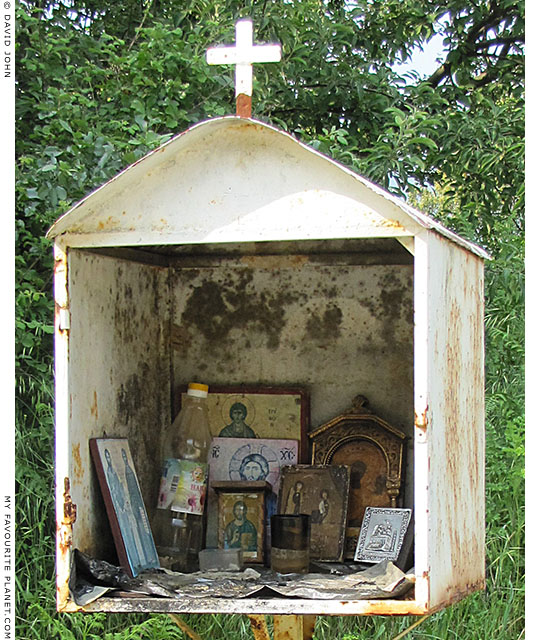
{"left": 381, "top": 218, "right": 406, "bottom": 230}
{"left": 97, "top": 216, "right": 116, "bottom": 230}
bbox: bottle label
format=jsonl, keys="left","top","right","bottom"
{"left": 157, "top": 458, "right": 207, "bottom": 515}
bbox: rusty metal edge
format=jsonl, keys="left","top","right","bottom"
{"left": 248, "top": 615, "right": 272, "bottom": 640}
{"left": 67, "top": 597, "right": 431, "bottom": 616}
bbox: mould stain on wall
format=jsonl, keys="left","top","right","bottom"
{"left": 304, "top": 305, "right": 343, "bottom": 343}
{"left": 178, "top": 269, "right": 299, "bottom": 352}
{"left": 116, "top": 369, "right": 146, "bottom": 424}
{"left": 171, "top": 260, "right": 413, "bottom": 431}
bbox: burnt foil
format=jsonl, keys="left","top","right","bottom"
{"left": 70, "top": 550, "right": 414, "bottom": 602}
{"left": 123, "top": 562, "right": 413, "bottom": 600}
{"left": 69, "top": 549, "right": 131, "bottom": 605}
{"left": 264, "top": 560, "right": 415, "bottom": 599}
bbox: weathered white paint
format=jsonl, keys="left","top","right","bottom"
{"left": 206, "top": 19, "right": 281, "bottom": 97}
{"left": 398, "top": 236, "right": 415, "bottom": 255}
{"left": 49, "top": 222, "right": 411, "bottom": 251}
{"left": 49, "top": 116, "right": 486, "bottom": 617}
{"left": 46, "top": 118, "right": 489, "bottom": 261}
{"left": 426, "top": 231, "right": 485, "bottom": 607}
{"left": 55, "top": 249, "right": 171, "bottom": 610}
{"left": 414, "top": 230, "right": 485, "bottom": 610}
{"left": 412, "top": 233, "right": 430, "bottom": 610}
{"left": 53, "top": 244, "right": 73, "bottom": 610}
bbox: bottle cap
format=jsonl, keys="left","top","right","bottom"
{"left": 187, "top": 382, "right": 209, "bottom": 398}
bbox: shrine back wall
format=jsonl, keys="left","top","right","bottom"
{"left": 170, "top": 249, "right": 415, "bottom": 511}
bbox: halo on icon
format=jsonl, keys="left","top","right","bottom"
{"left": 220, "top": 394, "right": 257, "bottom": 427}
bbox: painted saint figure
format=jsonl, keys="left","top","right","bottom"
{"left": 121, "top": 448, "right": 158, "bottom": 567}
{"left": 219, "top": 402, "right": 257, "bottom": 438}
{"left": 311, "top": 489, "right": 330, "bottom": 524}
{"left": 224, "top": 500, "right": 258, "bottom": 551}
{"left": 104, "top": 448, "right": 143, "bottom": 573}
{"left": 285, "top": 480, "right": 304, "bottom": 515}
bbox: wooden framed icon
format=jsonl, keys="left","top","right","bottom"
{"left": 277, "top": 465, "right": 350, "bottom": 562}
{"left": 89, "top": 438, "right": 160, "bottom": 577}
{"left": 214, "top": 481, "right": 271, "bottom": 564}
{"left": 206, "top": 437, "right": 298, "bottom": 548}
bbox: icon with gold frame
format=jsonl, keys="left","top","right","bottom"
{"left": 309, "top": 395, "right": 407, "bottom": 559}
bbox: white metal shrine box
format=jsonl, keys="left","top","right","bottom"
{"left": 48, "top": 117, "right": 488, "bottom": 617}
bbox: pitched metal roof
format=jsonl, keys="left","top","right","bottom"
{"left": 47, "top": 116, "right": 489, "bottom": 260}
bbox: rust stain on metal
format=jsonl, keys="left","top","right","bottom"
{"left": 90, "top": 390, "right": 98, "bottom": 419}
{"left": 54, "top": 252, "right": 66, "bottom": 273}
{"left": 232, "top": 120, "right": 265, "bottom": 131}
{"left": 76, "top": 594, "right": 431, "bottom": 615}
{"left": 380, "top": 218, "right": 405, "bottom": 231}
{"left": 248, "top": 615, "right": 271, "bottom": 640}
{"left": 97, "top": 216, "right": 116, "bottom": 230}
{"left": 273, "top": 614, "right": 317, "bottom": 640}
{"left": 72, "top": 443, "right": 83, "bottom": 482}
{"left": 54, "top": 249, "right": 70, "bottom": 339}
{"left": 54, "top": 302, "right": 68, "bottom": 334}
{"left": 302, "top": 615, "right": 316, "bottom": 639}
{"left": 415, "top": 407, "right": 428, "bottom": 433}
{"left": 63, "top": 477, "right": 77, "bottom": 526}
{"left": 236, "top": 93, "right": 252, "bottom": 118}
{"left": 57, "top": 477, "right": 77, "bottom": 610}
{"left": 425, "top": 579, "right": 485, "bottom": 614}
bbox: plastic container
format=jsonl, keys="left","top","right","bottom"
{"left": 153, "top": 382, "right": 212, "bottom": 572}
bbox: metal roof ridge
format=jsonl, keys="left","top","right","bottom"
{"left": 46, "top": 116, "right": 491, "bottom": 260}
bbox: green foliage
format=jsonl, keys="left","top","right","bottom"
{"left": 16, "top": 0, "right": 523, "bottom": 638}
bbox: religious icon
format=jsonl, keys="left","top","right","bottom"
{"left": 311, "top": 489, "right": 330, "bottom": 524}
{"left": 309, "top": 395, "right": 407, "bottom": 559}
{"left": 285, "top": 480, "right": 305, "bottom": 515}
{"left": 354, "top": 507, "right": 412, "bottom": 563}
{"left": 214, "top": 482, "right": 270, "bottom": 563}
{"left": 182, "top": 386, "right": 308, "bottom": 460}
{"left": 224, "top": 500, "right": 258, "bottom": 551}
{"left": 206, "top": 437, "right": 298, "bottom": 548}
{"left": 278, "top": 465, "right": 351, "bottom": 562}
{"left": 90, "top": 438, "right": 160, "bottom": 577}
{"left": 218, "top": 401, "right": 257, "bottom": 438}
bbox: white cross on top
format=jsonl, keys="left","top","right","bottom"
{"left": 206, "top": 19, "right": 281, "bottom": 116}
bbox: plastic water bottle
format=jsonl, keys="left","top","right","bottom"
{"left": 153, "top": 382, "right": 212, "bottom": 572}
